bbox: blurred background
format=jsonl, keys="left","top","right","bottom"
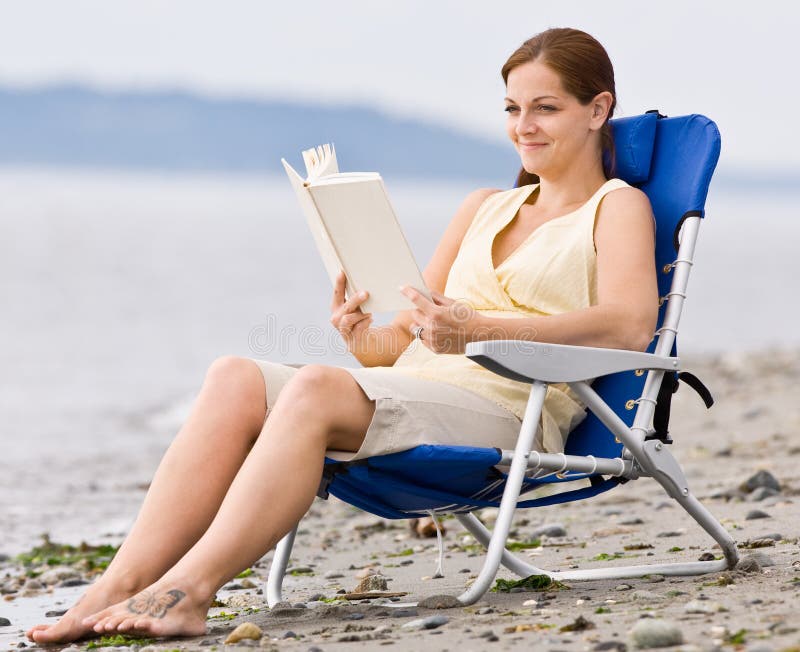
{"left": 0, "top": 0, "right": 797, "bottom": 552}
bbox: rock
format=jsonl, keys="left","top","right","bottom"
{"left": 759, "top": 532, "right": 783, "bottom": 541}
{"left": 615, "top": 584, "right": 633, "bottom": 591}
{"left": 629, "top": 618, "right": 683, "bottom": 648}
{"left": 37, "top": 567, "right": 82, "bottom": 585}
{"left": 621, "top": 518, "right": 644, "bottom": 525}
{"left": 698, "top": 552, "right": 716, "bottom": 561}
{"left": 631, "top": 590, "right": 665, "bottom": 602}
{"left": 560, "top": 615, "right": 595, "bottom": 632}
{"left": 593, "top": 642, "right": 628, "bottom": 651}
{"left": 749, "top": 551, "right": 776, "bottom": 567}
{"left": 656, "top": 531, "right": 683, "bottom": 538}
{"left": 44, "top": 609, "right": 67, "bottom": 617}
{"left": 745, "top": 510, "right": 771, "bottom": 520}
{"left": 353, "top": 575, "right": 388, "bottom": 592}
{"left": 683, "top": 600, "right": 718, "bottom": 614}
{"left": 282, "top": 630, "right": 297, "bottom": 638}
{"left": 749, "top": 487, "right": 779, "bottom": 501}
{"left": 478, "top": 508, "right": 499, "bottom": 526}
{"left": 531, "top": 523, "right": 567, "bottom": 538}
{"left": 324, "top": 570, "right": 344, "bottom": 579}
{"left": 646, "top": 575, "right": 665, "bottom": 583}
{"left": 739, "top": 470, "right": 781, "bottom": 494}
{"left": 23, "top": 579, "right": 44, "bottom": 590}
{"left": 308, "top": 593, "right": 326, "bottom": 602}
{"left": 286, "top": 565, "right": 314, "bottom": 575}
{"left": 223, "top": 622, "right": 263, "bottom": 644}
{"left": 401, "top": 615, "right": 449, "bottom": 630}
{"left": 736, "top": 556, "right": 762, "bottom": 573}
{"left": 0, "top": 617, "right": 10, "bottom": 626}
{"left": 417, "top": 594, "right": 461, "bottom": 609}
{"left": 240, "top": 578, "right": 257, "bottom": 589}
{"left": 390, "top": 608, "right": 418, "bottom": 618}
{"left": 354, "top": 567, "right": 379, "bottom": 580}
{"left": 56, "top": 578, "right": 88, "bottom": 588}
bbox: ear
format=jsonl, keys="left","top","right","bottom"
{"left": 589, "top": 91, "right": 613, "bottom": 130}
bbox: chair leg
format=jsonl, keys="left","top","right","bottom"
{"left": 456, "top": 381, "right": 548, "bottom": 605}
{"left": 266, "top": 524, "right": 298, "bottom": 608}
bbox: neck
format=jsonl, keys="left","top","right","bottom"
{"left": 531, "top": 155, "right": 608, "bottom": 210}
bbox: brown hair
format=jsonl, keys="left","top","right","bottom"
{"left": 501, "top": 28, "right": 617, "bottom": 187}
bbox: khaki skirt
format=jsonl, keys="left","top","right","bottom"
{"left": 248, "top": 358, "right": 524, "bottom": 462}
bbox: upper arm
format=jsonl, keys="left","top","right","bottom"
{"left": 390, "top": 187, "right": 500, "bottom": 333}
{"left": 593, "top": 186, "right": 659, "bottom": 349}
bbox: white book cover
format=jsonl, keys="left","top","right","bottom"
{"left": 281, "top": 144, "right": 431, "bottom": 313}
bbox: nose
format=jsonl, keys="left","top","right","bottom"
{"left": 515, "top": 109, "right": 539, "bottom": 138}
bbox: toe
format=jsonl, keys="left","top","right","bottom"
{"left": 117, "top": 617, "right": 136, "bottom": 632}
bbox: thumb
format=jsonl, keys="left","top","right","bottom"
{"left": 430, "top": 290, "right": 453, "bottom": 306}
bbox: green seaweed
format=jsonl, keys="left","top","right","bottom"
{"left": 15, "top": 534, "right": 119, "bottom": 573}
{"left": 591, "top": 552, "right": 627, "bottom": 561}
{"left": 491, "top": 574, "right": 568, "bottom": 593}
{"left": 667, "top": 546, "right": 684, "bottom": 552}
{"left": 207, "top": 610, "right": 239, "bottom": 621}
{"left": 595, "top": 607, "right": 611, "bottom": 614}
{"left": 506, "top": 539, "right": 542, "bottom": 551}
{"left": 85, "top": 634, "right": 153, "bottom": 648}
{"left": 235, "top": 568, "right": 254, "bottom": 578}
{"left": 726, "top": 629, "right": 747, "bottom": 644}
{"left": 387, "top": 548, "right": 415, "bottom": 557}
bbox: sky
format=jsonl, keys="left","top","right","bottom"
{"left": 0, "top": 0, "right": 796, "bottom": 172}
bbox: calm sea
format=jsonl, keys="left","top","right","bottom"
{"left": 0, "top": 168, "right": 797, "bottom": 553}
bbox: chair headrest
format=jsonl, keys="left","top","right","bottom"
{"left": 609, "top": 112, "right": 658, "bottom": 184}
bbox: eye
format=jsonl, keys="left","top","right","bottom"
{"left": 504, "top": 105, "right": 519, "bottom": 114}
{"left": 537, "top": 104, "right": 557, "bottom": 112}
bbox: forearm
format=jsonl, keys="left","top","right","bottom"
{"left": 474, "top": 304, "right": 655, "bottom": 352}
{"left": 349, "top": 324, "right": 414, "bottom": 368}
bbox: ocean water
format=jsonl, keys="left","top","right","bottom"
{"left": 0, "top": 168, "right": 797, "bottom": 553}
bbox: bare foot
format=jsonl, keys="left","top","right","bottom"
{"left": 409, "top": 516, "right": 447, "bottom": 538}
{"left": 81, "top": 580, "right": 210, "bottom": 639}
{"left": 26, "top": 576, "right": 142, "bottom": 644}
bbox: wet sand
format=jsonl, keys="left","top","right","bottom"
{"left": 2, "top": 349, "right": 799, "bottom": 651}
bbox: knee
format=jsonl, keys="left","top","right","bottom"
{"left": 204, "top": 355, "right": 265, "bottom": 403}
{"left": 277, "top": 364, "right": 339, "bottom": 407}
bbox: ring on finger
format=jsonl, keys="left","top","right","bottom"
{"left": 412, "top": 326, "right": 424, "bottom": 340}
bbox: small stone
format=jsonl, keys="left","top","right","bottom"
{"left": 342, "top": 613, "right": 365, "bottom": 621}
{"left": 656, "top": 531, "right": 683, "bottom": 538}
{"left": 240, "top": 578, "right": 257, "bottom": 589}
{"left": 401, "top": 614, "right": 449, "bottom": 630}
{"left": 353, "top": 574, "right": 388, "bottom": 593}
{"left": 37, "top": 567, "right": 82, "bottom": 586}
{"left": 739, "top": 470, "right": 781, "bottom": 494}
{"left": 593, "top": 642, "right": 627, "bottom": 651}
{"left": 683, "top": 600, "right": 717, "bottom": 614}
{"left": 224, "top": 622, "right": 263, "bottom": 644}
{"left": 621, "top": 518, "right": 644, "bottom": 526}
{"left": 354, "top": 567, "right": 379, "bottom": 580}
{"left": 745, "top": 510, "right": 770, "bottom": 520}
{"left": 286, "top": 565, "right": 314, "bottom": 575}
{"left": 417, "top": 594, "right": 461, "bottom": 609}
{"left": 748, "top": 552, "right": 776, "bottom": 567}
{"left": 615, "top": 584, "right": 633, "bottom": 591}
{"left": 282, "top": 630, "right": 297, "bottom": 638}
{"left": 56, "top": 578, "right": 88, "bottom": 588}
{"left": 44, "top": 609, "right": 67, "bottom": 617}
{"left": 631, "top": 590, "right": 664, "bottom": 602}
{"left": 531, "top": 523, "right": 567, "bottom": 538}
{"left": 698, "top": 552, "right": 716, "bottom": 561}
{"left": 324, "top": 570, "right": 344, "bottom": 579}
{"left": 308, "top": 593, "right": 326, "bottom": 602}
{"left": 759, "top": 532, "right": 783, "bottom": 541}
{"left": 0, "top": 617, "right": 10, "bottom": 626}
{"left": 390, "top": 608, "right": 418, "bottom": 618}
{"left": 23, "top": 579, "right": 44, "bottom": 590}
{"left": 629, "top": 618, "right": 683, "bottom": 648}
{"left": 478, "top": 606, "right": 495, "bottom": 615}
{"left": 749, "top": 487, "right": 779, "bottom": 501}
{"left": 736, "top": 555, "right": 762, "bottom": 573}
{"left": 646, "top": 575, "right": 665, "bottom": 583}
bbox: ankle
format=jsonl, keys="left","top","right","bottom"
{"left": 97, "top": 567, "right": 149, "bottom": 595}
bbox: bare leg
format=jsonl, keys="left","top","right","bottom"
{"left": 27, "top": 356, "right": 271, "bottom": 644}
{"left": 82, "top": 364, "right": 375, "bottom": 638}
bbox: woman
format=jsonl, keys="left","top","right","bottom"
{"left": 27, "top": 27, "right": 657, "bottom": 643}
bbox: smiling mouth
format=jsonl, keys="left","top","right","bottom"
{"left": 519, "top": 142, "right": 547, "bottom": 149}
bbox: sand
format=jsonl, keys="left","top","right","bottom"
{"left": 1, "top": 348, "right": 799, "bottom": 651}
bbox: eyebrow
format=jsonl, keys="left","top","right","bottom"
{"left": 504, "top": 95, "right": 560, "bottom": 103}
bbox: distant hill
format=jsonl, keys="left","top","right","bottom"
{"left": 0, "top": 85, "right": 518, "bottom": 182}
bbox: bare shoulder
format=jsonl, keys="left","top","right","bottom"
{"left": 459, "top": 187, "right": 503, "bottom": 217}
{"left": 596, "top": 185, "right": 654, "bottom": 225}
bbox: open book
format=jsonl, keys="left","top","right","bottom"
{"left": 282, "top": 143, "right": 431, "bottom": 313}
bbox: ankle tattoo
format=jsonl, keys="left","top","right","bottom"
{"left": 127, "top": 589, "right": 186, "bottom": 618}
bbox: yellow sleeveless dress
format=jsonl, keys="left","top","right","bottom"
{"left": 390, "top": 178, "right": 631, "bottom": 454}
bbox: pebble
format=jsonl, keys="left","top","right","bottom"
{"left": 759, "top": 532, "right": 783, "bottom": 541}
{"left": 748, "top": 551, "right": 776, "bottom": 567}
{"left": 656, "top": 531, "right": 683, "bottom": 538}
{"left": 224, "top": 622, "right": 263, "bottom": 644}
{"left": 629, "top": 618, "right": 684, "bottom": 648}
{"left": 354, "top": 567, "right": 379, "bottom": 580}
{"left": 353, "top": 574, "right": 388, "bottom": 592}
{"left": 56, "top": 578, "right": 88, "bottom": 588}
{"left": 401, "top": 614, "right": 449, "bottom": 630}
{"left": 739, "top": 470, "right": 781, "bottom": 493}
{"left": 698, "top": 552, "right": 716, "bottom": 561}
{"left": 621, "top": 517, "right": 645, "bottom": 525}
{"left": 282, "top": 630, "right": 297, "bottom": 638}
{"left": 745, "top": 509, "right": 771, "bottom": 520}
{"left": 37, "top": 567, "right": 82, "bottom": 585}
{"left": 23, "top": 579, "right": 44, "bottom": 590}
{"left": 615, "top": 584, "right": 633, "bottom": 591}
{"left": 531, "top": 523, "right": 567, "bottom": 538}
{"left": 390, "top": 608, "right": 418, "bottom": 618}
{"left": 44, "top": 609, "right": 67, "bottom": 617}
{"left": 593, "top": 642, "right": 627, "bottom": 651}
{"left": 749, "top": 487, "right": 779, "bottom": 501}
{"left": 631, "top": 590, "right": 664, "bottom": 602}
{"left": 308, "top": 592, "right": 326, "bottom": 601}
{"left": 324, "top": 570, "right": 344, "bottom": 579}
{"left": 417, "top": 594, "right": 461, "bottom": 609}
{"left": 286, "top": 565, "right": 314, "bottom": 574}
{"left": 646, "top": 575, "right": 665, "bottom": 583}
{"left": 0, "top": 617, "right": 10, "bottom": 626}
{"left": 684, "top": 600, "right": 719, "bottom": 614}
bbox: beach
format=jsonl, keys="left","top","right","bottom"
{"left": 2, "top": 348, "right": 799, "bottom": 651}
{"left": 2, "top": 170, "right": 799, "bottom": 650}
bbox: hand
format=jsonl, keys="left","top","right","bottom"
{"left": 399, "top": 286, "right": 484, "bottom": 354}
{"left": 330, "top": 270, "right": 373, "bottom": 353}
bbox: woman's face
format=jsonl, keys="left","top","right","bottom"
{"left": 504, "top": 59, "right": 609, "bottom": 179}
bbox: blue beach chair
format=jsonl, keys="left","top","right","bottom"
{"left": 266, "top": 111, "right": 739, "bottom": 606}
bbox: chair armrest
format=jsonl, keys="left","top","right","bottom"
{"left": 465, "top": 340, "right": 679, "bottom": 383}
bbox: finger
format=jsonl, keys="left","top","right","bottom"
{"left": 399, "top": 285, "right": 433, "bottom": 313}
{"left": 330, "top": 270, "right": 346, "bottom": 311}
{"left": 340, "top": 311, "right": 372, "bottom": 331}
{"left": 342, "top": 290, "right": 369, "bottom": 314}
{"left": 430, "top": 290, "right": 454, "bottom": 306}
